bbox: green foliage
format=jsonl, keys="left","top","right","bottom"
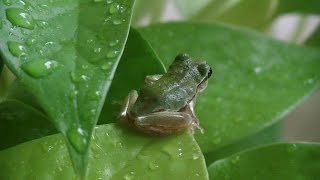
{"left": 0, "top": 0, "right": 135, "bottom": 176}
{"left": 0, "top": 124, "right": 208, "bottom": 179}
{"left": 208, "top": 143, "right": 320, "bottom": 179}
{"left": 138, "top": 22, "right": 320, "bottom": 155}
{"left": 0, "top": 0, "right": 320, "bottom": 179}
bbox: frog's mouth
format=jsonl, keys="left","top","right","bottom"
{"left": 197, "top": 78, "right": 208, "bottom": 93}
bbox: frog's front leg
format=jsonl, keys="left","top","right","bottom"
{"left": 144, "top": 75, "right": 162, "bottom": 85}
{"left": 133, "top": 111, "right": 194, "bottom": 135}
{"left": 118, "top": 90, "right": 138, "bottom": 124}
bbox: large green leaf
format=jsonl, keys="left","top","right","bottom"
{"left": 0, "top": 100, "right": 56, "bottom": 150}
{"left": 208, "top": 143, "right": 320, "bottom": 179}
{"left": 0, "top": 124, "right": 208, "bottom": 180}
{"left": 138, "top": 22, "right": 320, "bottom": 156}
{"left": 99, "top": 28, "right": 166, "bottom": 124}
{"left": 0, "top": 0, "right": 135, "bottom": 176}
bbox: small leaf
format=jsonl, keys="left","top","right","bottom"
{"left": 0, "top": 100, "right": 56, "bottom": 150}
{"left": 208, "top": 143, "right": 320, "bottom": 179}
{"left": 0, "top": 124, "right": 208, "bottom": 180}
{"left": 99, "top": 28, "right": 166, "bottom": 124}
{"left": 138, "top": 22, "right": 320, "bottom": 157}
{"left": 0, "top": 0, "right": 135, "bottom": 176}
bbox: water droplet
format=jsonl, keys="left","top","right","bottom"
{"left": 106, "top": 0, "right": 113, "bottom": 4}
{"left": 81, "top": 74, "right": 89, "bottom": 81}
{"left": 177, "top": 148, "right": 183, "bottom": 157}
{"left": 3, "top": 0, "right": 12, "bottom": 6}
{"left": 70, "top": 90, "right": 78, "bottom": 100}
{"left": 25, "top": 38, "right": 36, "bottom": 46}
{"left": 6, "top": 8, "right": 35, "bottom": 29}
{"left": 254, "top": 66, "right": 262, "bottom": 74}
{"left": 112, "top": 18, "right": 122, "bottom": 25}
{"left": 109, "top": 39, "right": 119, "bottom": 47}
{"left": 86, "top": 39, "right": 94, "bottom": 43}
{"left": 192, "top": 152, "right": 200, "bottom": 160}
{"left": 124, "top": 171, "right": 135, "bottom": 180}
{"left": 287, "top": 144, "right": 298, "bottom": 153}
{"left": 231, "top": 155, "right": 240, "bottom": 164}
{"left": 106, "top": 50, "right": 119, "bottom": 58}
{"left": 101, "top": 61, "right": 113, "bottom": 70}
{"left": 148, "top": 162, "right": 159, "bottom": 170}
{"left": 88, "top": 90, "right": 101, "bottom": 100}
{"left": 119, "top": 6, "right": 126, "bottom": 13}
{"left": 304, "top": 78, "right": 314, "bottom": 85}
{"left": 67, "top": 127, "right": 88, "bottom": 153}
{"left": 21, "top": 59, "right": 59, "bottom": 78}
{"left": 109, "top": 3, "right": 120, "bottom": 14}
{"left": 7, "top": 41, "right": 27, "bottom": 57}
{"left": 94, "top": 47, "right": 102, "bottom": 53}
{"left": 36, "top": 20, "right": 49, "bottom": 28}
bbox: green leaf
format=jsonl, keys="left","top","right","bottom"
{"left": 174, "top": 0, "right": 211, "bottom": 18}
{"left": 306, "top": 27, "right": 320, "bottom": 47}
{"left": 276, "top": 0, "right": 320, "bottom": 15}
{"left": 0, "top": 100, "right": 56, "bottom": 150}
{"left": 99, "top": 28, "right": 166, "bottom": 124}
{"left": 193, "top": 0, "right": 277, "bottom": 30}
{"left": 138, "top": 22, "right": 320, "bottom": 156}
{"left": 208, "top": 143, "right": 320, "bottom": 179}
{"left": 0, "top": 0, "right": 135, "bottom": 176}
{"left": 131, "top": 0, "right": 166, "bottom": 26}
{"left": 0, "top": 124, "right": 208, "bottom": 180}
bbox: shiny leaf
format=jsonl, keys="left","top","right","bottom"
{"left": 208, "top": 143, "right": 320, "bottom": 179}
{"left": 0, "top": 0, "right": 135, "bottom": 176}
{"left": 0, "top": 124, "right": 208, "bottom": 180}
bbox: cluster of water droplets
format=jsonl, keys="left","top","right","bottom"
{"left": 3, "top": 0, "right": 60, "bottom": 78}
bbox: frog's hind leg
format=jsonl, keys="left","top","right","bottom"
{"left": 180, "top": 100, "right": 204, "bottom": 134}
{"left": 118, "top": 90, "right": 138, "bottom": 124}
{"left": 134, "top": 111, "right": 193, "bottom": 135}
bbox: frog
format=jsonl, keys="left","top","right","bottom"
{"left": 118, "top": 53, "right": 212, "bottom": 135}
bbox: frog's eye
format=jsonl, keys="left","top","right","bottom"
{"left": 208, "top": 68, "right": 212, "bottom": 78}
{"left": 175, "top": 53, "right": 190, "bottom": 62}
{"left": 197, "top": 64, "right": 212, "bottom": 78}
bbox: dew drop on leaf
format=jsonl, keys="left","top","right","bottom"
{"left": 109, "top": 3, "right": 119, "bottom": 14}
{"left": 106, "top": 50, "right": 119, "bottom": 58}
{"left": 67, "top": 127, "right": 88, "bottom": 154}
{"left": 106, "top": 0, "right": 113, "bottom": 4}
{"left": 101, "top": 61, "right": 113, "bottom": 70}
{"left": 112, "top": 18, "right": 122, "bottom": 25}
{"left": 124, "top": 171, "right": 135, "bottom": 180}
{"left": 25, "top": 38, "right": 36, "bottom": 46}
{"left": 6, "top": 8, "right": 35, "bottom": 29}
{"left": 36, "top": 20, "right": 49, "bottom": 28}
{"left": 148, "top": 162, "right": 159, "bottom": 170}
{"left": 21, "top": 59, "right": 59, "bottom": 78}
{"left": 7, "top": 41, "right": 27, "bottom": 57}
{"left": 109, "top": 39, "right": 119, "bottom": 46}
{"left": 3, "top": 0, "right": 12, "bottom": 6}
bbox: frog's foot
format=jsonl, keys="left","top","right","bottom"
{"left": 191, "top": 121, "right": 204, "bottom": 134}
{"left": 118, "top": 90, "right": 138, "bottom": 124}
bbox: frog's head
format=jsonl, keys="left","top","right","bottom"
{"left": 172, "top": 53, "right": 212, "bottom": 92}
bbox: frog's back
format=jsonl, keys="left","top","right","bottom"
{"left": 131, "top": 72, "right": 197, "bottom": 116}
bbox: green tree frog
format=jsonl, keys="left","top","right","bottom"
{"left": 119, "top": 54, "right": 212, "bottom": 135}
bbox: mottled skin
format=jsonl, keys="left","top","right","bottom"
{"left": 119, "top": 54, "right": 212, "bottom": 135}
